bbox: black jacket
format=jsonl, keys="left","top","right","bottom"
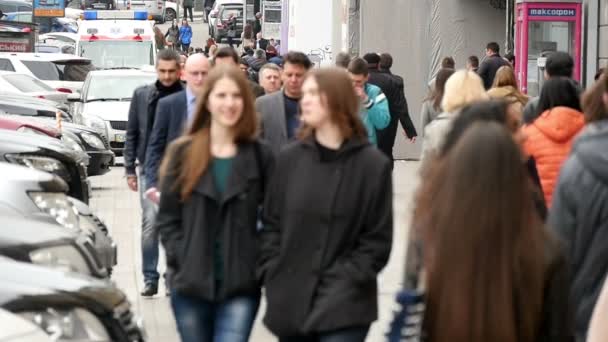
{"left": 549, "top": 120, "right": 608, "bottom": 341}
{"left": 368, "top": 69, "right": 417, "bottom": 161}
{"left": 144, "top": 90, "right": 187, "bottom": 189}
{"left": 258, "top": 137, "right": 393, "bottom": 336}
{"left": 478, "top": 54, "right": 510, "bottom": 90}
{"left": 157, "top": 139, "right": 274, "bottom": 301}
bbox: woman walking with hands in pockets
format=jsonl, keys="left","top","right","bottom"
{"left": 155, "top": 65, "right": 274, "bottom": 342}
{"left": 258, "top": 67, "right": 393, "bottom": 341}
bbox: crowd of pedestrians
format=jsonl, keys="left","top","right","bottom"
{"left": 125, "top": 40, "right": 608, "bottom": 341}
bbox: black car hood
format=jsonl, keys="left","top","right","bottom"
{"left": 0, "top": 129, "right": 84, "bottom": 164}
{"left": 0, "top": 257, "right": 125, "bottom": 311}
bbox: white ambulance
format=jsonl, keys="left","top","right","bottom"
{"left": 76, "top": 10, "right": 157, "bottom": 69}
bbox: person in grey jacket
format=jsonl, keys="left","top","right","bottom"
{"left": 256, "top": 51, "right": 312, "bottom": 154}
{"left": 124, "top": 49, "right": 183, "bottom": 297}
{"left": 420, "top": 67, "right": 454, "bottom": 133}
{"left": 549, "top": 74, "right": 608, "bottom": 342}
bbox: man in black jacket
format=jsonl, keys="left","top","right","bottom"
{"left": 124, "top": 49, "right": 183, "bottom": 297}
{"left": 363, "top": 52, "right": 417, "bottom": 168}
{"left": 478, "top": 42, "right": 509, "bottom": 90}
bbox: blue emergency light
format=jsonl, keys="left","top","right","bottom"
{"left": 83, "top": 10, "right": 148, "bottom": 20}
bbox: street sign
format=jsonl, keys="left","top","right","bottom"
{"left": 33, "top": 0, "right": 66, "bottom": 18}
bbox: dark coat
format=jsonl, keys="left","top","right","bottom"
{"left": 368, "top": 69, "right": 417, "bottom": 162}
{"left": 124, "top": 84, "right": 155, "bottom": 175}
{"left": 549, "top": 120, "right": 608, "bottom": 341}
{"left": 144, "top": 90, "right": 188, "bottom": 189}
{"left": 258, "top": 137, "right": 393, "bottom": 336}
{"left": 256, "top": 38, "right": 269, "bottom": 51}
{"left": 478, "top": 54, "right": 510, "bottom": 90}
{"left": 156, "top": 139, "right": 275, "bottom": 301}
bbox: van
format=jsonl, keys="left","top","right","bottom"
{"left": 115, "top": 0, "right": 165, "bottom": 22}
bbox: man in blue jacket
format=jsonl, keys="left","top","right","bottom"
{"left": 347, "top": 57, "right": 390, "bottom": 146}
{"left": 144, "top": 53, "right": 210, "bottom": 203}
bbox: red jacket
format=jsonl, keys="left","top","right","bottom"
{"left": 524, "top": 106, "right": 584, "bottom": 206}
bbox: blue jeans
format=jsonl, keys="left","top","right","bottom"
{"left": 278, "top": 326, "right": 370, "bottom": 342}
{"left": 138, "top": 170, "right": 159, "bottom": 285}
{"left": 170, "top": 291, "right": 260, "bottom": 342}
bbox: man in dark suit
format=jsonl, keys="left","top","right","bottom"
{"left": 363, "top": 52, "right": 417, "bottom": 168}
{"left": 478, "top": 42, "right": 509, "bottom": 90}
{"left": 144, "top": 53, "right": 210, "bottom": 200}
{"left": 124, "top": 49, "right": 183, "bottom": 297}
{"left": 214, "top": 47, "right": 265, "bottom": 98}
{"left": 255, "top": 32, "right": 269, "bottom": 51}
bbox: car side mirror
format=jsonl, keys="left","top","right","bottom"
{"left": 67, "top": 93, "right": 81, "bottom": 102}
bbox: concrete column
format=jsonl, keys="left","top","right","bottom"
{"left": 584, "top": 0, "right": 599, "bottom": 86}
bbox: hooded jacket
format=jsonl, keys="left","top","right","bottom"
{"left": 549, "top": 120, "right": 608, "bottom": 342}
{"left": 523, "top": 106, "right": 584, "bottom": 206}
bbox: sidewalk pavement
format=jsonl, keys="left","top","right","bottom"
{"left": 88, "top": 160, "right": 419, "bottom": 342}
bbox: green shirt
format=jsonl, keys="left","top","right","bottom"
{"left": 211, "top": 157, "right": 234, "bottom": 287}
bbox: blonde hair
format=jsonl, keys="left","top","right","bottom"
{"left": 441, "top": 70, "right": 488, "bottom": 113}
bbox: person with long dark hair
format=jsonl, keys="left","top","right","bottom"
{"left": 523, "top": 77, "right": 584, "bottom": 207}
{"left": 420, "top": 68, "right": 455, "bottom": 131}
{"left": 414, "top": 122, "right": 572, "bottom": 342}
{"left": 550, "top": 70, "right": 608, "bottom": 341}
{"left": 155, "top": 65, "right": 274, "bottom": 342}
{"left": 258, "top": 68, "right": 393, "bottom": 341}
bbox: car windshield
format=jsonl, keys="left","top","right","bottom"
{"left": 221, "top": 7, "right": 243, "bottom": 19}
{"left": 86, "top": 74, "right": 156, "bottom": 101}
{"left": 2, "top": 74, "right": 55, "bottom": 92}
{"left": 21, "top": 60, "right": 94, "bottom": 82}
{"left": 79, "top": 41, "right": 154, "bottom": 69}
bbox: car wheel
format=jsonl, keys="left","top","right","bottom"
{"left": 165, "top": 8, "right": 176, "bottom": 22}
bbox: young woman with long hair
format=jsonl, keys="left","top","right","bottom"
{"left": 420, "top": 67, "right": 455, "bottom": 131}
{"left": 415, "top": 122, "right": 572, "bottom": 342}
{"left": 155, "top": 65, "right": 274, "bottom": 342}
{"left": 487, "top": 65, "right": 528, "bottom": 117}
{"left": 258, "top": 68, "right": 393, "bottom": 341}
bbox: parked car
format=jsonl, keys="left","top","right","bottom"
{"left": 0, "top": 0, "right": 31, "bottom": 14}
{"left": 0, "top": 71, "right": 69, "bottom": 103}
{"left": 0, "top": 98, "right": 115, "bottom": 176}
{"left": 0, "top": 163, "right": 117, "bottom": 269}
{"left": 0, "top": 53, "right": 94, "bottom": 93}
{"left": 0, "top": 256, "right": 146, "bottom": 341}
{"left": 0, "top": 91, "right": 71, "bottom": 114}
{"left": 0, "top": 129, "right": 90, "bottom": 202}
{"left": 164, "top": 0, "right": 176, "bottom": 22}
{"left": 69, "top": 196, "right": 117, "bottom": 274}
{"left": 0, "top": 115, "right": 60, "bottom": 137}
{"left": 208, "top": 0, "right": 241, "bottom": 37}
{"left": 73, "top": 68, "right": 156, "bottom": 155}
{"left": 214, "top": 2, "right": 244, "bottom": 43}
{"left": 0, "top": 214, "right": 107, "bottom": 278}
{"left": 0, "top": 308, "right": 51, "bottom": 342}
{"left": 39, "top": 32, "right": 78, "bottom": 45}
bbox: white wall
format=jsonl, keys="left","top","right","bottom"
{"left": 287, "top": 0, "right": 335, "bottom": 66}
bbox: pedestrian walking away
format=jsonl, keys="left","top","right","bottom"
{"left": 420, "top": 67, "right": 454, "bottom": 132}
{"left": 420, "top": 69, "right": 487, "bottom": 169}
{"left": 165, "top": 20, "right": 180, "bottom": 51}
{"left": 257, "top": 51, "right": 312, "bottom": 154}
{"left": 156, "top": 65, "right": 274, "bottom": 342}
{"left": 523, "top": 77, "right": 584, "bottom": 207}
{"left": 179, "top": 20, "right": 193, "bottom": 53}
{"left": 258, "top": 67, "right": 393, "bottom": 341}
{"left": 144, "top": 54, "right": 211, "bottom": 200}
{"left": 226, "top": 14, "right": 238, "bottom": 48}
{"left": 549, "top": 72, "right": 608, "bottom": 342}
{"left": 477, "top": 42, "right": 509, "bottom": 90}
{"left": 124, "top": 49, "right": 184, "bottom": 297}
{"left": 410, "top": 121, "right": 572, "bottom": 341}
{"left": 348, "top": 57, "right": 390, "bottom": 146}
{"left": 486, "top": 65, "right": 529, "bottom": 118}
{"left": 253, "top": 12, "right": 262, "bottom": 36}
{"left": 183, "top": 0, "right": 193, "bottom": 22}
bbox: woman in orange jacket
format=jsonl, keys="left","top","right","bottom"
{"left": 524, "top": 78, "right": 585, "bottom": 207}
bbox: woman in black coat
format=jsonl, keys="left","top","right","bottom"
{"left": 258, "top": 68, "right": 393, "bottom": 341}
{"left": 155, "top": 65, "right": 274, "bottom": 342}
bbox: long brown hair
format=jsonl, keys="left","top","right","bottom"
{"left": 160, "top": 65, "right": 257, "bottom": 201}
{"left": 414, "top": 122, "right": 547, "bottom": 342}
{"left": 582, "top": 73, "right": 608, "bottom": 123}
{"left": 426, "top": 68, "right": 455, "bottom": 111}
{"left": 491, "top": 66, "right": 528, "bottom": 105}
{"left": 298, "top": 68, "right": 367, "bottom": 140}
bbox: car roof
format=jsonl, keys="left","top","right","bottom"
{"left": 88, "top": 69, "right": 156, "bottom": 76}
{"left": 0, "top": 0, "right": 31, "bottom": 5}
{"left": 0, "top": 71, "right": 29, "bottom": 76}
{"left": 0, "top": 52, "right": 90, "bottom": 62}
